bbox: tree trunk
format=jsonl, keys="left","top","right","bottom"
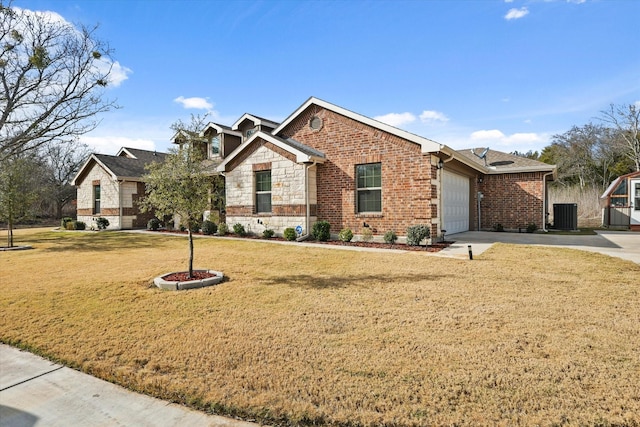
{"left": 7, "top": 218, "right": 14, "bottom": 248}
{"left": 188, "top": 229, "right": 194, "bottom": 279}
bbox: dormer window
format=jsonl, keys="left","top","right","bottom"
{"left": 211, "top": 135, "right": 220, "bottom": 155}
{"left": 246, "top": 128, "right": 256, "bottom": 139}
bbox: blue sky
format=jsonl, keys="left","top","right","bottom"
{"left": 14, "top": 0, "right": 640, "bottom": 155}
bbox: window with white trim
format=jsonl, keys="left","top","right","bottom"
{"left": 93, "top": 184, "right": 101, "bottom": 214}
{"left": 356, "top": 163, "right": 381, "bottom": 213}
{"left": 255, "top": 170, "right": 272, "bottom": 213}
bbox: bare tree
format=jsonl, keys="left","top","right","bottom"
{"left": 40, "top": 141, "right": 93, "bottom": 218}
{"left": 0, "top": 3, "right": 118, "bottom": 161}
{"left": 600, "top": 103, "right": 640, "bottom": 172}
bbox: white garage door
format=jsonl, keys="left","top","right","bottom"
{"left": 443, "top": 170, "right": 470, "bottom": 235}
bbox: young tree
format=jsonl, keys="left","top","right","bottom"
{"left": 0, "top": 4, "right": 119, "bottom": 161}
{"left": 600, "top": 103, "right": 640, "bottom": 172}
{"left": 0, "top": 155, "right": 45, "bottom": 247}
{"left": 140, "top": 116, "right": 211, "bottom": 278}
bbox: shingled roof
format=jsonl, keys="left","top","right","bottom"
{"left": 72, "top": 148, "right": 168, "bottom": 185}
{"left": 456, "top": 148, "right": 556, "bottom": 175}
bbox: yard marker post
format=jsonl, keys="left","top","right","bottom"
{"left": 468, "top": 245, "right": 473, "bottom": 260}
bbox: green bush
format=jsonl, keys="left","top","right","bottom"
{"left": 383, "top": 230, "right": 397, "bottom": 244}
{"left": 218, "top": 223, "right": 228, "bottom": 235}
{"left": 283, "top": 227, "right": 297, "bottom": 241}
{"left": 233, "top": 223, "right": 246, "bottom": 236}
{"left": 201, "top": 220, "right": 217, "bottom": 235}
{"left": 360, "top": 227, "right": 374, "bottom": 242}
{"left": 65, "top": 220, "right": 76, "bottom": 230}
{"left": 338, "top": 228, "right": 353, "bottom": 242}
{"left": 312, "top": 220, "right": 331, "bottom": 241}
{"left": 263, "top": 229, "right": 275, "bottom": 239}
{"left": 147, "top": 218, "right": 161, "bottom": 231}
{"left": 493, "top": 223, "right": 504, "bottom": 232}
{"left": 406, "top": 224, "right": 430, "bottom": 246}
{"left": 527, "top": 223, "right": 538, "bottom": 233}
{"left": 61, "top": 217, "right": 73, "bottom": 229}
{"left": 188, "top": 220, "right": 201, "bottom": 233}
{"left": 95, "top": 217, "right": 109, "bottom": 230}
{"left": 74, "top": 221, "right": 86, "bottom": 230}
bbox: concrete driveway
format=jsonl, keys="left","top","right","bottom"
{"left": 439, "top": 230, "right": 640, "bottom": 264}
{"left": 0, "top": 345, "right": 258, "bottom": 427}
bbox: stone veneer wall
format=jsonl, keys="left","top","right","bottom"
{"left": 224, "top": 141, "right": 318, "bottom": 236}
{"left": 76, "top": 163, "right": 148, "bottom": 229}
{"left": 278, "top": 107, "right": 437, "bottom": 238}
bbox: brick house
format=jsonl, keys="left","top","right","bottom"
{"left": 217, "top": 97, "right": 557, "bottom": 239}
{"left": 72, "top": 148, "right": 167, "bottom": 229}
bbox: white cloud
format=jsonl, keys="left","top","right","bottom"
{"left": 470, "top": 129, "right": 544, "bottom": 146}
{"left": 374, "top": 112, "right": 416, "bottom": 127}
{"left": 504, "top": 0, "right": 514, "bottom": 3}
{"left": 80, "top": 136, "right": 156, "bottom": 155}
{"left": 567, "top": 0, "right": 586, "bottom": 4}
{"left": 505, "top": 7, "right": 529, "bottom": 20}
{"left": 634, "top": 100, "right": 640, "bottom": 108}
{"left": 173, "top": 96, "right": 214, "bottom": 110}
{"left": 471, "top": 129, "right": 506, "bottom": 140}
{"left": 419, "top": 110, "right": 449, "bottom": 124}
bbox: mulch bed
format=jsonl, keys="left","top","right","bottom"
{"left": 162, "top": 271, "right": 216, "bottom": 281}
{"left": 152, "top": 229, "right": 452, "bottom": 252}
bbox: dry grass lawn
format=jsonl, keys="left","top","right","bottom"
{"left": 1, "top": 228, "right": 639, "bottom": 426}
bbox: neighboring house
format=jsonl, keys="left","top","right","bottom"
{"left": 72, "top": 148, "right": 167, "bottom": 229}
{"left": 600, "top": 171, "right": 640, "bottom": 231}
{"left": 217, "top": 97, "right": 558, "bottom": 239}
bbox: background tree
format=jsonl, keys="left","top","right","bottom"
{"left": 0, "top": 3, "right": 118, "bottom": 161}
{"left": 0, "top": 155, "right": 46, "bottom": 247}
{"left": 600, "top": 103, "right": 640, "bottom": 172}
{"left": 39, "top": 141, "right": 93, "bottom": 218}
{"left": 140, "top": 115, "right": 211, "bottom": 278}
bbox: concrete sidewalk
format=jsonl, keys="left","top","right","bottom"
{"left": 0, "top": 345, "right": 259, "bottom": 427}
{"left": 437, "top": 230, "right": 640, "bottom": 264}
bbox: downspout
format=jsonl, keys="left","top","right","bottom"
{"left": 297, "top": 161, "right": 316, "bottom": 242}
{"left": 437, "top": 152, "right": 455, "bottom": 238}
{"left": 541, "top": 172, "right": 554, "bottom": 232}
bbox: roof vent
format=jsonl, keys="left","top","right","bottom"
{"left": 310, "top": 116, "right": 323, "bottom": 130}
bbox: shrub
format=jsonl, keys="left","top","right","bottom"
{"left": 383, "top": 230, "right": 398, "bottom": 244}
{"left": 147, "top": 218, "right": 161, "bottom": 231}
{"left": 233, "top": 223, "right": 246, "bottom": 236}
{"left": 360, "top": 227, "right": 374, "bottom": 242}
{"left": 218, "top": 223, "right": 229, "bottom": 235}
{"left": 283, "top": 227, "right": 297, "bottom": 241}
{"left": 201, "top": 220, "right": 217, "bottom": 235}
{"left": 493, "top": 223, "right": 504, "bottom": 232}
{"left": 95, "top": 217, "right": 109, "bottom": 230}
{"left": 527, "top": 222, "right": 538, "bottom": 233}
{"left": 263, "top": 229, "right": 275, "bottom": 239}
{"left": 166, "top": 219, "right": 175, "bottom": 231}
{"left": 338, "top": 228, "right": 353, "bottom": 242}
{"left": 65, "top": 220, "right": 76, "bottom": 230}
{"left": 188, "top": 219, "right": 201, "bottom": 233}
{"left": 406, "top": 224, "right": 430, "bottom": 246}
{"left": 312, "top": 220, "right": 331, "bottom": 241}
{"left": 61, "top": 217, "right": 73, "bottom": 229}
{"left": 74, "top": 221, "right": 86, "bottom": 230}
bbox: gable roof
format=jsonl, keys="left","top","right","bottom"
{"left": 200, "top": 122, "right": 242, "bottom": 138}
{"left": 455, "top": 148, "right": 556, "bottom": 176}
{"left": 216, "top": 131, "right": 325, "bottom": 172}
{"left": 601, "top": 170, "right": 640, "bottom": 199}
{"left": 72, "top": 148, "right": 167, "bottom": 185}
{"left": 273, "top": 97, "right": 447, "bottom": 154}
{"left": 232, "top": 113, "right": 280, "bottom": 131}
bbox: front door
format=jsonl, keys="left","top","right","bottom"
{"left": 631, "top": 179, "right": 640, "bottom": 227}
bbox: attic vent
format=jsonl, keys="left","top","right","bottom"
{"left": 310, "top": 116, "right": 323, "bottom": 130}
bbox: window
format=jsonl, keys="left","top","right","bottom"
{"left": 356, "top": 163, "right": 381, "bottom": 213}
{"left": 246, "top": 128, "right": 256, "bottom": 139}
{"left": 611, "top": 180, "right": 628, "bottom": 207}
{"left": 211, "top": 135, "right": 220, "bottom": 155}
{"left": 93, "top": 184, "right": 101, "bottom": 214}
{"left": 635, "top": 183, "right": 640, "bottom": 211}
{"left": 255, "top": 170, "right": 272, "bottom": 213}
